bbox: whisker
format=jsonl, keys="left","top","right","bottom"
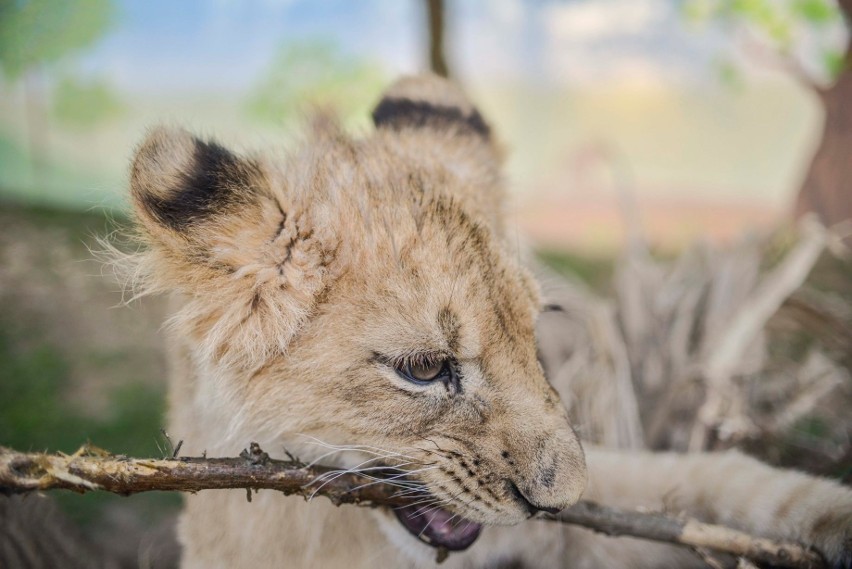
{"left": 418, "top": 509, "right": 443, "bottom": 538}
{"left": 306, "top": 448, "right": 409, "bottom": 470}
{"left": 305, "top": 455, "right": 410, "bottom": 489}
{"left": 307, "top": 463, "right": 439, "bottom": 500}
{"left": 296, "top": 435, "right": 419, "bottom": 461}
{"left": 410, "top": 499, "right": 452, "bottom": 519}
{"left": 390, "top": 486, "right": 434, "bottom": 499}
{"left": 345, "top": 466, "right": 440, "bottom": 493}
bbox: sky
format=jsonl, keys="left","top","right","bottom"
{"left": 67, "top": 0, "right": 847, "bottom": 96}
{"left": 2, "top": 0, "right": 846, "bottom": 247}
{"left": 76, "top": 0, "right": 421, "bottom": 95}
{"left": 71, "top": 0, "right": 714, "bottom": 96}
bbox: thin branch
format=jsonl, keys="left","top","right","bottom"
{"left": 0, "top": 443, "right": 406, "bottom": 508}
{"left": 549, "top": 501, "right": 826, "bottom": 569}
{"left": 738, "top": 29, "right": 828, "bottom": 97}
{"left": 689, "top": 219, "right": 827, "bottom": 451}
{"left": 0, "top": 445, "right": 828, "bottom": 569}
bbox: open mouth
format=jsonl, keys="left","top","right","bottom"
{"left": 393, "top": 498, "right": 483, "bottom": 551}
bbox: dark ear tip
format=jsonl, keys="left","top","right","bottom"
{"left": 129, "top": 126, "right": 261, "bottom": 232}
{"left": 372, "top": 75, "right": 491, "bottom": 140}
{"left": 376, "top": 74, "right": 476, "bottom": 115}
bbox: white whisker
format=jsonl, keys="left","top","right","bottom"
{"left": 295, "top": 434, "right": 418, "bottom": 461}
{"left": 306, "top": 463, "right": 438, "bottom": 500}
{"left": 345, "top": 466, "right": 440, "bottom": 493}
{"left": 391, "top": 486, "right": 433, "bottom": 499}
{"left": 418, "top": 509, "right": 443, "bottom": 538}
{"left": 304, "top": 455, "right": 406, "bottom": 490}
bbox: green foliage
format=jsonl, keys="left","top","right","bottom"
{"left": 682, "top": 0, "right": 844, "bottom": 81}
{"left": 247, "top": 41, "right": 386, "bottom": 127}
{"left": 0, "top": 0, "right": 114, "bottom": 79}
{"left": 0, "top": 319, "right": 166, "bottom": 457}
{"left": 52, "top": 75, "right": 124, "bottom": 127}
{"left": 823, "top": 49, "right": 845, "bottom": 80}
{"left": 734, "top": 0, "right": 794, "bottom": 46}
{"left": 790, "top": 0, "right": 838, "bottom": 24}
{"left": 684, "top": 0, "right": 799, "bottom": 47}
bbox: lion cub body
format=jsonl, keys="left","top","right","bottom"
{"left": 128, "top": 75, "right": 852, "bottom": 568}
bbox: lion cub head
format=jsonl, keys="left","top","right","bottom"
{"left": 128, "top": 75, "right": 586, "bottom": 552}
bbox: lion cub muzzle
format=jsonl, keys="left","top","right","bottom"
{"left": 492, "top": 412, "right": 587, "bottom": 522}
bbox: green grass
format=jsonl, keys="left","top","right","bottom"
{"left": 0, "top": 312, "right": 180, "bottom": 529}
{"left": 536, "top": 248, "right": 614, "bottom": 291}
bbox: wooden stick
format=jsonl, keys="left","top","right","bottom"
{"left": 548, "top": 501, "right": 826, "bottom": 569}
{"left": 0, "top": 443, "right": 408, "bottom": 508}
{"left": 0, "top": 445, "right": 827, "bottom": 569}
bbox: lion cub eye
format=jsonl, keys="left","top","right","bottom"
{"left": 397, "top": 359, "right": 449, "bottom": 384}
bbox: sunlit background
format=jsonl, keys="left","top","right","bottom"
{"left": 2, "top": 0, "right": 847, "bottom": 252}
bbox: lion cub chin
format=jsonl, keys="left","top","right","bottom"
{"left": 126, "top": 74, "right": 852, "bottom": 568}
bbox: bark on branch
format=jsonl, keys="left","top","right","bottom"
{"left": 548, "top": 502, "right": 826, "bottom": 569}
{"left": 0, "top": 445, "right": 827, "bottom": 569}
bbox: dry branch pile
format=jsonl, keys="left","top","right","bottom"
{"left": 537, "top": 217, "right": 852, "bottom": 464}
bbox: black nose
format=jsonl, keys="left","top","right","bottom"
{"left": 507, "top": 480, "right": 563, "bottom": 515}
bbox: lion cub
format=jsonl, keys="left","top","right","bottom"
{"left": 127, "top": 75, "right": 852, "bottom": 568}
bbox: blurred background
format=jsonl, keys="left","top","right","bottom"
{"left": 2, "top": 0, "right": 850, "bottom": 250}
{"left": 1, "top": 1, "right": 850, "bottom": 567}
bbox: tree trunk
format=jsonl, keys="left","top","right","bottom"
{"left": 793, "top": 6, "right": 852, "bottom": 227}
{"left": 425, "top": 0, "right": 450, "bottom": 78}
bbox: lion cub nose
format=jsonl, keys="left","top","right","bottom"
{"left": 508, "top": 481, "right": 565, "bottom": 515}
{"left": 505, "top": 430, "right": 587, "bottom": 515}
{"left": 527, "top": 501, "right": 563, "bottom": 515}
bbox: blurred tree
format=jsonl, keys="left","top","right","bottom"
{"left": 247, "top": 41, "right": 385, "bottom": 128}
{"left": 686, "top": 0, "right": 852, "bottom": 228}
{"left": 52, "top": 75, "right": 124, "bottom": 128}
{"left": 0, "top": 0, "right": 113, "bottom": 78}
{"left": 425, "top": 0, "right": 451, "bottom": 77}
{"left": 0, "top": 0, "right": 113, "bottom": 177}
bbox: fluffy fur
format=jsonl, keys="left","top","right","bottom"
{"left": 125, "top": 74, "right": 852, "bottom": 568}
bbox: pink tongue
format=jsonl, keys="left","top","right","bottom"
{"left": 394, "top": 502, "right": 483, "bottom": 551}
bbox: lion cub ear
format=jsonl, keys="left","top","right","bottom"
{"left": 130, "top": 127, "right": 271, "bottom": 234}
{"left": 129, "top": 127, "right": 338, "bottom": 367}
{"left": 372, "top": 74, "right": 506, "bottom": 233}
{"left": 372, "top": 74, "right": 495, "bottom": 144}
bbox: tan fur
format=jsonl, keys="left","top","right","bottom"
{"left": 125, "top": 74, "right": 852, "bottom": 568}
